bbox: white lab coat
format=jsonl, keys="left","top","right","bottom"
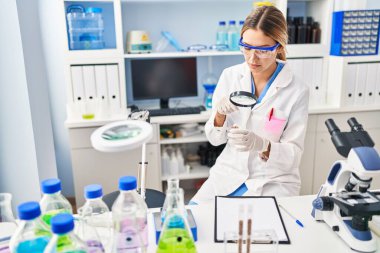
{"left": 192, "top": 60, "right": 309, "bottom": 204}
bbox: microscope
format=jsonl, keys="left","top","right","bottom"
{"left": 312, "top": 117, "right": 380, "bottom": 252}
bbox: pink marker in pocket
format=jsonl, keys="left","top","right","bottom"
{"left": 264, "top": 108, "right": 287, "bottom": 133}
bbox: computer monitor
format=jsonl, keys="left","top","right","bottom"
{"left": 131, "top": 57, "right": 198, "bottom": 108}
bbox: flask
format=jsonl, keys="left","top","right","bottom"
{"left": 156, "top": 188, "right": 196, "bottom": 253}
{"left": 311, "top": 22, "right": 321, "bottom": 43}
{"left": 44, "top": 214, "right": 88, "bottom": 253}
{"left": 40, "top": 178, "right": 73, "bottom": 227}
{"left": 227, "top": 20, "right": 239, "bottom": 51}
{"left": 161, "top": 178, "right": 181, "bottom": 223}
{"left": 9, "top": 202, "right": 51, "bottom": 253}
{"left": 77, "top": 184, "right": 110, "bottom": 251}
{"left": 0, "top": 193, "right": 17, "bottom": 253}
{"left": 111, "top": 176, "right": 148, "bottom": 252}
{"left": 216, "top": 21, "right": 227, "bottom": 46}
{"left": 202, "top": 72, "right": 217, "bottom": 110}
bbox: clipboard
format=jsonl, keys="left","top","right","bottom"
{"left": 214, "top": 196, "right": 290, "bottom": 244}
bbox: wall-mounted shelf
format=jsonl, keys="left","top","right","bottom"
{"left": 161, "top": 163, "right": 209, "bottom": 181}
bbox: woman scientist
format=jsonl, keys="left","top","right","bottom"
{"left": 191, "top": 6, "right": 309, "bottom": 204}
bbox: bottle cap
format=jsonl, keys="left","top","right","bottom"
{"left": 119, "top": 176, "right": 137, "bottom": 191}
{"left": 85, "top": 184, "right": 103, "bottom": 199}
{"left": 229, "top": 20, "right": 236, "bottom": 25}
{"left": 85, "top": 7, "right": 102, "bottom": 13}
{"left": 41, "top": 178, "right": 61, "bottom": 194}
{"left": 18, "top": 202, "right": 41, "bottom": 220}
{"left": 51, "top": 214, "right": 74, "bottom": 234}
{"left": 219, "top": 21, "right": 226, "bottom": 26}
{"left": 239, "top": 20, "right": 244, "bottom": 25}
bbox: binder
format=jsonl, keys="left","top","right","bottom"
{"left": 94, "top": 65, "right": 108, "bottom": 101}
{"left": 82, "top": 65, "right": 97, "bottom": 101}
{"left": 364, "top": 63, "right": 377, "bottom": 105}
{"left": 70, "top": 66, "right": 85, "bottom": 103}
{"left": 287, "top": 59, "right": 304, "bottom": 81}
{"left": 106, "top": 64, "right": 121, "bottom": 114}
{"left": 354, "top": 63, "right": 367, "bottom": 106}
{"left": 345, "top": 64, "right": 357, "bottom": 106}
{"left": 376, "top": 64, "right": 380, "bottom": 105}
{"left": 303, "top": 59, "right": 314, "bottom": 90}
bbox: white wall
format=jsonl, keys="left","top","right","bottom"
{"left": 39, "top": 0, "right": 75, "bottom": 197}
{"left": 16, "top": 0, "right": 57, "bottom": 182}
{"left": 0, "top": 0, "right": 42, "bottom": 207}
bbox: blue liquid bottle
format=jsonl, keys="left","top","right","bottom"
{"left": 44, "top": 214, "right": 88, "bottom": 253}
{"left": 227, "top": 20, "right": 239, "bottom": 51}
{"left": 9, "top": 202, "right": 51, "bottom": 253}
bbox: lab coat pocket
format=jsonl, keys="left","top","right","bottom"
{"left": 263, "top": 109, "right": 287, "bottom": 142}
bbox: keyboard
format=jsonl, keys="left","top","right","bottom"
{"left": 148, "top": 106, "right": 205, "bottom": 117}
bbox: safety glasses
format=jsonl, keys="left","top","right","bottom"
{"left": 239, "top": 38, "right": 280, "bottom": 59}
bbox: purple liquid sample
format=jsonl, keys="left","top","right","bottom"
{"left": 0, "top": 246, "right": 10, "bottom": 253}
{"left": 87, "top": 240, "right": 105, "bottom": 253}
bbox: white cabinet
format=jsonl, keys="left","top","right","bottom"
{"left": 68, "top": 125, "right": 161, "bottom": 206}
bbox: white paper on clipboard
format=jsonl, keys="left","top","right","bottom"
{"left": 214, "top": 196, "right": 290, "bottom": 244}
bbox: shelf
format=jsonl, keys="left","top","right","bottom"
{"left": 124, "top": 51, "right": 241, "bottom": 59}
{"left": 160, "top": 133, "right": 208, "bottom": 144}
{"left": 161, "top": 163, "right": 210, "bottom": 181}
{"left": 150, "top": 111, "right": 211, "bottom": 124}
{"left": 123, "top": 44, "right": 328, "bottom": 59}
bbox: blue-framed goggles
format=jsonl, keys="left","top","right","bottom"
{"left": 239, "top": 38, "right": 280, "bottom": 58}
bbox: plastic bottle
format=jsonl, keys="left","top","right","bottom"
{"left": 157, "top": 188, "right": 196, "bottom": 253}
{"left": 169, "top": 152, "right": 179, "bottom": 176}
{"left": 40, "top": 179, "right": 73, "bottom": 227}
{"left": 77, "top": 184, "right": 110, "bottom": 252}
{"left": 176, "top": 147, "right": 186, "bottom": 174}
{"left": 311, "top": 22, "right": 321, "bottom": 44}
{"left": 161, "top": 148, "right": 170, "bottom": 176}
{"left": 9, "top": 202, "right": 51, "bottom": 253}
{"left": 287, "top": 17, "right": 296, "bottom": 44}
{"left": 111, "top": 176, "right": 148, "bottom": 252}
{"left": 297, "top": 17, "right": 307, "bottom": 44}
{"left": 83, "top": 7, "right": 105, "bottom": 49}
{"left": 216, "top": 21, "right": 227, "bottom": 45}
{"left": 227, "top": 20, "right": 239, "bottom": 51}
{"left": 306, "top": 17, "right": 313, "bottom": 43}
{"left": 0, "top": 193, "right": 17, "bottom": 253}
{"left": 44, "top": 214, "right": 88, "bottom": 253}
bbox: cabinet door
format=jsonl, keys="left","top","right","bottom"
{"left": 299, "top": 115, "right": 317, "bottom": 195}
{"left": 71, "top": 143, "right": 161, "bottom": 207}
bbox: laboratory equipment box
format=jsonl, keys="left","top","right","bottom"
{"left": 330, "top": 10, "right": 380, "bottom": 56}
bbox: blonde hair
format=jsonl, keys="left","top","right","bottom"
{"left": 241, "top": 6, "right": 287, "bottom": 61}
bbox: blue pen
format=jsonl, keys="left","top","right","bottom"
{"left": 278, "top": 204, "right": 304, "bottom": 228}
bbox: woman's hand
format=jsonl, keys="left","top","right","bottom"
{"left": 214, "top": 97, "right": 238, "bottom": 127}
{"left": 227, "top": 127, "right": 270, "bottom": 152}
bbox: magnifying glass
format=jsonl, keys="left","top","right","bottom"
{"left": 229, "top": 91, "right": 257, "bottom": 108}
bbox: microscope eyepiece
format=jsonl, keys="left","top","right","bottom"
{"left": 347, "top": 117, "right": 363, "bottom": 132}
{"left": 325, "top": 119, "right": 341, "bottom": 136}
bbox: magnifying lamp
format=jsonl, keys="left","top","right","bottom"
{"left": 91, "top": 120, "right": 153, "bottom": 199}
{"left": 229, "top": 91, "right": 257, "bottom": 108}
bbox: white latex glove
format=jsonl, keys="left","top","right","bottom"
{"left": 216, "top": 97, "right": 238, "bottom": 115}
{"left": 227, "top": 127, "right": 269, "bottom": 152}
